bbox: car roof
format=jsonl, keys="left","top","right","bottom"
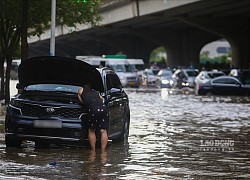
{"left": 211, "top": 75, "right": 240, "bottom": 82}
{"left": 199, "top": 70, "right": 225, "bottom": 74}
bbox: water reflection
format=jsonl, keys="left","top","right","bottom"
{"left": 87, "top": 150, "right": 108, "bottom": 180}
{"left": 0, "top": 86, "right": 250, "bottom": 179}
{"left": 126, "top": 88, "right": 250, "bottom": 179}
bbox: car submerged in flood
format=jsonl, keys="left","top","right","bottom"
{"left": 197, "top": 75, "right": 250, "bottom": 96}
{"left": 5, "top": 56, "right": 130, "bottom": 148}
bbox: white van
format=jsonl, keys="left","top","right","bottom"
{"left": 127, "top": 59, "right": 144, "bottom": 71}
{"left": 127, "top": 59, "right": 144, "bottom": 76}
{"left": 76, "top": 56, "right": 139, "bottom": 87}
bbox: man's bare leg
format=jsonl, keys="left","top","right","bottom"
{"left": 88, "top": 129, "right": 96, "bottom": 151}
{"left": 100, "top": 129, "right": 108, "bottom": 152}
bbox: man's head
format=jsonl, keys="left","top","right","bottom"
{"left": 84, "top": 82, "right": 91, "bottom": 88}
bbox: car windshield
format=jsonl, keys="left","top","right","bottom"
{"left": 147, "top": 70, "right": 154, "bottom": 75}
{"left": 25, "top": 84, "right": 80, "bottom": 93}
{"left": 125, "top": 64, "right": 136, "bottom": 72}
{"left": 186, "top": 70, "right": 199, "bottom": 77}
{"left": 135, "top": 64, "right": 144, "bottom": 71}
{"left": 110, "top": 64, "right": 126, "bottom": 72}
{"left": 161, "top": 71, "right": 172, "bottom": 77}
{"left": 207, "top": 72, "right": 224, "bottom": 79}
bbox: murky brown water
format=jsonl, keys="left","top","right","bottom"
{"left": 0, "top": 83, "right": 250, "bottom": 179}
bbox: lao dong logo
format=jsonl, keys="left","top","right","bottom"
{"left": 199, "top": 139, "right": 234, "bottom": 151}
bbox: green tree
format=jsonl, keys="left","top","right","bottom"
{"left": 0, "top": 0, "right": 102, "bottom": 104}
{"left": 150, "top": 46, "right": 167, "bottom": 67}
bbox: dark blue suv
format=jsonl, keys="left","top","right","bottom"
{"left": 5, "top": 56, "right": 130, "bottom": 148}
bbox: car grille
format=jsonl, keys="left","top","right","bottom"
{"left": 127, "top": 77, "right": 136, "bottom": 81}
{"left": 20, "top": 103, "right": 84, "bottom": 119}
{"left": 21, "top": 127, "right": 84, "bottom": 139}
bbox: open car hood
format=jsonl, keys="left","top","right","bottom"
{"left": 18, "top": 56, "right": 104, "bottom": 92}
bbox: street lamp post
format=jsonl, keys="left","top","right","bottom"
{"left": 50, "top": 0, "right": 56, "bottom": 56}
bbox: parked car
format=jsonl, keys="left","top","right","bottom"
{"left": 197, "top": 75, "right": 250, "bottom": 96}
{"left": 141, "top": 68, "right": 157, "bottom": 87}
{"left": 5, "top": 56, "right": 130, "bottom": 148}
{"left": 155, "top": 69, "right": 174, "bottom": 88}
{"left": 195, "top": 70, "right": 225, "bottom": 94}
{"left": 172, "top": 68, "right": 199, "bottom": 88}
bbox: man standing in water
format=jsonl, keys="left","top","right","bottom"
{"left": 78, "top": 83, "right": 108, "bottom": 151}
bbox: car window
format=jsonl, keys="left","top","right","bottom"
{"left": 125, "top": 64, "right": 136, "bottom": 72}
{"left": 110, "top": 64, "right": 125, "bottom": 72}
{"left": 207, "top": 73, "right": 224, "bottom": 79}
{"left": 213, "top": 78, "right": 238, "bottom": 85}
{"left": 106, "top": 74, "right": 122, "bottom": 91}
{"left": 25, "top": 84, "right": 80, "bottom": 92}
{"left": 162, "top": 71, "right": 172, "bottom": 76}
{"left": 186, "top": 70, "right": 199, "bottom": 77}
{"left": 135, "top": 64, "right": 144, "bottom": 71}
{"left": 147, "top": 70, "right": 154, "bottom": 75}
{"left": 152, "top": 69, "right": 160, "bottom": 75}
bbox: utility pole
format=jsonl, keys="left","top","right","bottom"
{"left": 50, "top": 0, "right": 56, "bottom": 56}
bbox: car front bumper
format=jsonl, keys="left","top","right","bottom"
{"left": 5, "top": 114, "right": 88, "bottom": 145}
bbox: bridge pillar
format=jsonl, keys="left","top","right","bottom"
{"left": 165, "top": 29, "right": 220, "bottom": 69}
{"left": 134, "top": 28, "right": 219, "bottom": 69}
{"left": 95, "top": 35, "right": 158, "bottom": 67}
{"left": 180, "top": 17, "right": 250, "bottom": 69}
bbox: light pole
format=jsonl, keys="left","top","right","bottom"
{"left": 50, "top": 0, "right": 56, "bottom": 56}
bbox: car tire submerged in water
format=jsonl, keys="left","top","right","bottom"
{"left": 5, "top": 115, "right": 22, "bottom": 148}
{"left": 206, "top": 92, "right": 213, "bottom": 96}
{"left": 35, "top": 141, "right": 50, "bottom": 149}
{"left": 118, "top": 114, "right": 130, "bottom": 142}
{"left": 5, "top": 136, "right": 22, "bottom": 148}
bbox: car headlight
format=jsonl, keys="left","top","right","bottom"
{"left": 10, "top": 100, "right": 23, "bottom": 108}
{"left": 119, "top": 76, "right": 125, "bottom": 81}
{"left": 161, "top": 79, "right": 169, "bottom": 84}
{"left": 182, "top": 82, "right": 189, "bottom": 86}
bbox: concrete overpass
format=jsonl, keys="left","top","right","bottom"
{"left": 28, "top": 0, "right": 250, "bottom": 69}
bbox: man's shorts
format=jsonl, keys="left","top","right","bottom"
{"left": 87, "top": 105, "right": 109, "bottom": 130}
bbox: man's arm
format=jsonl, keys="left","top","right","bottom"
{"left": 99, "top": 94, "right": 104, "bottom": 103}
{"left": 78, "top": 87, "right": 84, "bottom": 104}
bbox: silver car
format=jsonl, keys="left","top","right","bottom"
{"left": 195, "top": 70, "right": 225, "bottom": 94}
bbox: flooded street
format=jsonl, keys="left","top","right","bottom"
{"left": 0, "top": 82, "right": 250, "bottom": 179}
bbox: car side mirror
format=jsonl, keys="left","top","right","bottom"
{"left": 16, "top": 83, "right": 21, "bottom": 89}
{"left": 106, "top": 88, "right": 122, "bottom": 102}
{"left": 16, "top": 83, "right": 23, "bottom": 93}
{"left": 109, "top": 88, "right": 121, "bottom": 94}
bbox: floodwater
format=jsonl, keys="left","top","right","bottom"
{"left": 0, "top": 81, "right": 250, "bottom": 179}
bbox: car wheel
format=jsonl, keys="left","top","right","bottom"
{"left": 118, "top": 114, "right": 130, "bottom": 142}
{"left": 35, "top": 141, "right": 50, "bottom": 149}
{"left": 206, "top": 91, "right": 213, "bottom": 96}
{"left": 5, "top": 136, "right": 22, "bottom": 148}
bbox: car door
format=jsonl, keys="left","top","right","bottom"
{"left": 105, "top": 72, "right": 128, "bottom": 136}
{"left": 212, "top": 77, "right": 241, "bottom": 95}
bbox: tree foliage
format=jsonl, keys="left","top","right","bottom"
{"left": 27, "top": 0, "right": 102, "bottom": 37}
{"left": 200, "top": 54, "right": 231, "bottom": 70}
{"left": 150, "top": 46, "right": 167, "bottom": 68}
{"left": 0, "top": 0, "right": 102, "bottom": 104}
